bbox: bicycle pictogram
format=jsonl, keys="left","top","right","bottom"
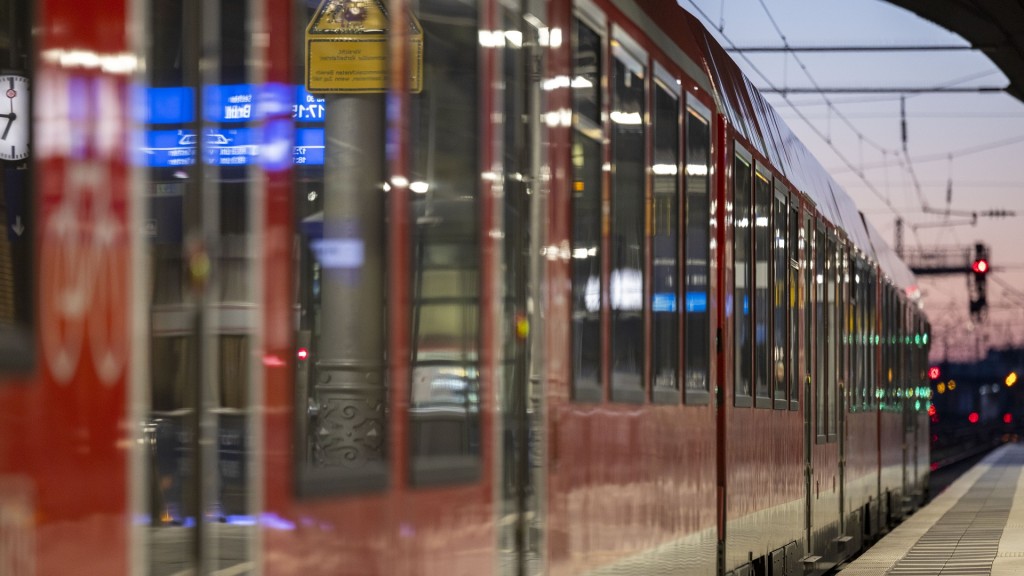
{"left": 39, "top": 160, "right": 128, "bottom": 386}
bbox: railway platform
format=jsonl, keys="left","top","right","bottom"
{"left": 840, "top": 442, "right": 1024, "bottom": 575}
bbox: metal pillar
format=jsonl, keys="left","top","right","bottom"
{"left": 311, "top": 94, "right": 387, "bottom": 467}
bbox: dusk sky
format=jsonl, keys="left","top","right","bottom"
{"left": 683, "top": 0, "right": 1024, "bottom": 362}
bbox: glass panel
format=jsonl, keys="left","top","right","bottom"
{"left": 850, "top": 260, "right": 860, "bottom": 411}
{"left": 142, "top": 0, "right": 259, "bottom": 569}
{"left": 815, "top": 227, "right": 826, "bottom": 437}
{"left": 496, "top": 6, "right": 543, "bottom": 566}
{"left": 772, "top": 194, "right": 787, "bottom": 404}
{"left": 732, "top": 153, "right": 752, "bottom": 403}
{"left": 292, "top": 0, "right": 391, "bottom": 492}
{"left": 684, "top": 107, "right": 710, "bottom": 398}
{"left": 408, "top": 0, "right": 481, "bottom": 484}
{"left": 610, "top": 47, "right": 645, "bottom": 402}
{"left": 652, "top": 80, "right": 679, "bottom": 400}
{"left": 753, "top": 170, "right": 771, "bottom": 402}
{"left": 861, "top": 263, "right": 869, "bottom": 410}
{"left": 571, "top": 18, "right": 602, "bottom": 401}
{"left": 871, "top": 270, "right": 878, "bottom": 409}
{"left": 803, "top": 216, "right": 811, "bottom": 407}
{"left": 789, "top": 206, "right": 799, "bottom": 407}
{"left": 828, "top": 238, "right": 837, "bottom": 436}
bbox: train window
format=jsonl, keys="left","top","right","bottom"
{"left": 815, "top": 225, "right": 826, "bottom": 442}
{"left": 869, "top": 268, "right": 878, "bottom": 410}
{"left": 788, "top": 203, "right": 800, "bottom": 410}
{"left": 827, "top": 236, "right": 838, "bottom": 440}
{"left": 683, "top": 103, "right": 711, "bottom": 403}
{"left": 772, "top": 188, "right": 787, "bottom": 409}
{"left": 651, "top": 71, "right": 680, "bottom": 405}
{"left": 753, "top": 167, "right": 771, "bottom": 407}
{"left": 0, "top": 0, "right": 33, "bottom": 373}
{"left": 862, "top": 263, "right": 871, "bottom": 410}
{"left": 407, "top": 0, "right": 483, "bottom": 485}
{"left": 732, "top": 150, "right": 752, "bottom": 407}
{"left": 571, "top": 17, "right": 603, "bottom": 403}
{"left": 884, "top": 287, "right": 893, "bottom": 410}
{"left": 135, "top": 0, "right": 263, "bottom": 567}
{"left": 841, "top": 250, "right": 850, "bottom": 414}
{"left": 803, "top": 214, "right": 812, "bottom": 412}
{"left": 610, "top": 37, "right": 646, "bottom": 404}
{"left": 850, "top": 258, "right": 860, "bottom": 412}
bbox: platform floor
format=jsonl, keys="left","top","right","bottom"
{"left": 840, "top": 442, "right": 1024, "bottom": 575}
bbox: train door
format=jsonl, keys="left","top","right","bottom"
{"left": 134, "top": 1, "right": 263, "bottom": 573}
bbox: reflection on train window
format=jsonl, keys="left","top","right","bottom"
{"left": 651, "top": 77, "right": 680, "bottom": 404}
{"left": 684, "top": 106, "right": 710, "bottom": 402}
{"left": 610, "top": 42, "right": 646, "bottom": 403}
{"left": 868, "top": 268, "right": 876, "bottom": 407}
{"left": 732, "top": 151, "right": 752, "bottom": 406}
{"left": 827, "top": 237, "right": 837, "bottom": 438}
{"left": 753, "top": 168, "right": 771, "bottom": 406}
{"left": 0, "top": 0, "right": 33, "bottom": 373}
{"left": 864, "top": 265, "right": 871, "bottom": 410}
{"left": 849, "top": 259, "right": 859, "bottom": 412}
{"left": 571, "top": 18, "right": 603, "bottom": 402}
{"left": 772, "top": 191, "right": 787, "bottom": 407}
{"left": 788, "top": 205, "right": 800, "bottom": 409}
{"left": 293, "top": 0, "right": 388, "bottom": 494}
{"left": 838, "top": 248, "right": 848, "bottom": 415}
{"left": 142, "top": 1, "right": 260, "bottom": 571}
{"left": 804, "top": 215, "right": 812, "bottom": 410}
{"left": 815, "top": 226, "right": 826, "bottom": 440}
{"left": 408, "top": 0, "right": 481, "bottom": 485}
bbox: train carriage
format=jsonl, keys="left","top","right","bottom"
{"left": 0, "top": 0, "right": 931, "bottom": 574}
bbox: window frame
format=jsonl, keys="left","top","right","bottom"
{"left": 682, "top": 97, "right": 712, "bottom": 406}
{"left": 569, "top": 11, "right": 606, "bottom": 404}
{"left": 732, "top": 143, "right": 753, "bottom": 408}
{"left": 752, "top": 164, "right": 772, "bottom": 409}
{"left": 772, "top": 184, "right": 789, "bottom": 410}
{"left": 608, "top": 26, "right": 648, "bottom": 405}
{"left": 814, "top": 220, "right": 827, "bottom": 444}
{"left": 650, "top": 63, "right": 683, "bottom": 406}
{"left": 788, "top": 195, "right": 800, "bottom": 411}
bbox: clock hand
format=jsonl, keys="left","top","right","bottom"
{"left": 1, "top": 116, "right": 12, "bottom": 140}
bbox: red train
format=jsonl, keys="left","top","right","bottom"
{"left": 0, "top": 0, "right": 931, "bottom": 574}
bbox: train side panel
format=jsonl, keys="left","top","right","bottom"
{"left": 0, "top": 0, "right": 134, "bottom": 574}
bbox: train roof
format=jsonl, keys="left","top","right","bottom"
{"left": 667, "top": 2, "right": 921, "bottom": 296}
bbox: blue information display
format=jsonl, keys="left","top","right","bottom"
{"left": 138, "top": 84, "right": 327, "bottom": 168}
{"left": 294, "top": 128, "right": 325, "bottom": 166}
{"left": 139, "top": 128, "right": 259, "bottom": 167}
{"left": 204, "top": 84, "right": 256, "bottom": 123}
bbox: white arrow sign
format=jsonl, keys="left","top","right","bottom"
{"left": 11, "top": 216, "right": 24, "bottom": 237}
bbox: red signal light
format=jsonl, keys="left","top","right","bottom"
{"left": 972, "top": 259, "right": 989, "bottom": 274}
{"left": 297, "top": 347, "right": 309, "bottom": 361}
{"left": 969, "top": 412, "right": 980, "bottom": 424}
{"left": 1005, "top": 413, "right": 1014, "bottom": 424}
{"left": 928, "top": 366, "right": 941, "bottom": 380}
{"left": 928, "top": 405, "right": 936, "bottom": 417}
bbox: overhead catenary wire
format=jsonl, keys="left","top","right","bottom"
{"left": 684, "top": 0, "right": 904, "bottom": 217}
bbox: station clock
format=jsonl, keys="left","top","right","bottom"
{"left": 0, "top": 74, "right": 29, "bottom": 162}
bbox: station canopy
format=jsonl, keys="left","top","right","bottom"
{"left": 888, "top": 0, "right": 1024, "bottom": 101}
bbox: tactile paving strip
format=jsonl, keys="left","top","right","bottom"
{"left": 884, "top": 445, "right": 1024, "bottom": 575}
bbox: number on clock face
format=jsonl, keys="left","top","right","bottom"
{"left": 0, "top": 75, "right": 30, "bottom": 162}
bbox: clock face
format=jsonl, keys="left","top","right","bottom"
{"left": 0, "top": 75, "right": 29, "bottom": 162}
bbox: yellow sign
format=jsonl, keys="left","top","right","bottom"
{"left": 305, "top": 0, "right": 423, "bottom": 94}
